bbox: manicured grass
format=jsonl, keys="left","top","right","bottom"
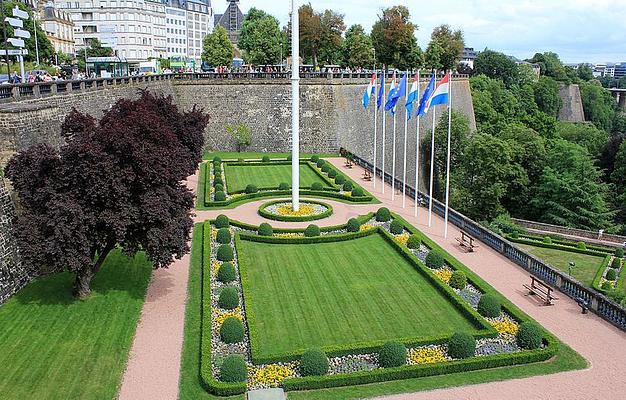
{"left": 518, "top": 243, "right": 605, "bottom": 286}
{"left": 0, "top": 249, "right": 152, "bottom": 400}
{"left": 224, "top": 163, "right": 332, "bottom": 193}
{"left": 237, "top": 232, "right": 480, "bottom": 361}
{"left": 203, "top": 151, "right": 338, "bottom": 161}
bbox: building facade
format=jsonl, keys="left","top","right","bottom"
{"left": 459, "top": 47, "right": 477, "bottom": 69}
{"left": 163, "top": 0, "right": 187, "bottom": 60}
{"left": 39, "top": 3, "right": 76, "bottom": 57}
{"left": 185, "top": 0, "right": 213, "bottom": 67}
{"left": 214, "top": 0, "right": 243, "bottom": 44}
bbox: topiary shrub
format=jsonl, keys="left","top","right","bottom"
{"left": 213, "top": 176, "right": 223, "bottom": 186}
{"left": 215, "top": 214, "right": 229, "bottom": 228}
{"left": 449, "top": 270, "right": 467, "bottom": 290}
{"left": 425, "top": 250, "right": 444, "bottom": 269}
{"left": 278, "top": 182, "right": 290, "bottom": 190}
{"left": 217, "top": 262, "right": 236, "bottom": 283}
{"left": 543, "top": 236, "right": 552, "bottom": 244}
{"left": 343, "top": 181, "right": 354, "bottom": 192}
{"left": 616, "top": 248, "right": 625, "bottom": 258}
{"left": 407, "top": 234, "right": 421, "bottom": 249}
{"left": 219, "top": 354, "right": 247, "bottom": 383}
{"left": 217, "top": 244, "right": 234, "bottom": 262}
{"left": 334, "top": 175, "right": 346, "bottom": 185}
{"left": 378, "top": 342, "right": 406, "bottom": 368}
{"left": 477, "top": 293, "right": 501, "bottom": 317}
{"left": 611, "top": 258, "right": 621, "bottom": 269}
{"left": 328, "top": 169, "right": 337, "bottom": 179}
{"left": 351, "top": 187, "right": 364, "bottom": 197}
{"left": 214, "top": 183, "right": 224, "bottom": 192}
{"left": 216, "top": 228, "right": 231, "bottom": 244}
{"left": 389, "top": 219, "right": 404, "bottom": 235}
{"left": 220, "top": 317, "right": 244, "bottom": 343}
{"left": 311, "top": 155, "right": 320, "bottom": 163}
{"left": 258, "top": 223, "right": 273, "bottom": 236}
{"left": 447, "top": 332, "right": 476, "bottom": 359}
{"left": 299, "top": 348, "right": 329, "bottom": 376}
{"left": 516, "top": 322, "right": 542, "bottom": 350}
{"left": 511, "top": 231, "right": 519, "bottom": 239}
{"left": 316, "top": 159, "right": 325, "bottom": 168}
{"left": 602, "top": 281, "right": 613, "bottom": 290}
{"left": 321, "top": 164, "right": 330, "bottom": 173}
{"left": 346, "top": 218, "right": 361, "bottom": 232}
{"left": 576, "top": 241, "right": 586, "bottom": 250}
{"left": 262, "top": 155, "right": 271, "bottom": 163}
{"left": 311, "top": 182, "right": 323, "bottom": 191}
{"left": 245, "top": 184, "right": 258, "bottom": 194}
{"left": 286, "top": 154, "right": 292, "bottom": 161}
{"left": 214, "top": 191, "right": 227, "bottom": 201}
{"left": 376, "top": 207, "right": 391, "bottom": 222}
{"left": 218, "top": 287, "right": 239, "bottom": 309}
{"left": 606, "top": 268, "right": 618, "bottom": 281}
{"left": 212, "top": 156, "right": 222, "bottom": 164}
{"left": 304, "top": 224, "right": 321, "bottom": 237}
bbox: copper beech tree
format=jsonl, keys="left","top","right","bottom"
{"left": 4, "top": 91, "right": 209, "bottom": 298}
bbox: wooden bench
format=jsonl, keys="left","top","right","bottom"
{"left": 362, "top": 169, "right": 372, "bottom": 181}
{"left": 523, "top": 276, "right": 559, "bottom": 306}
{"left": 455, "top": 231, "right": 479, "bottom": 252}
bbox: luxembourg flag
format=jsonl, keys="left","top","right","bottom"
{"left": 405, "top": 73, "right": 419, "bottom": 120}
{"left": 425, "top": 73, "right": 450, "bottom": 110}
{"left": 362, "top": 73, "right": 377, "bottom": 109}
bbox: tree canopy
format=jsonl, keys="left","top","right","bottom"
{"left": 299, "top": 4, "right": 345, "bottom": 66}
{"left": 202, "top": 26, "right": 234, "bottom": 67}
{"left": 238, "top": 8, "right": 282, "bottom": 65}
{"left": 427, "top": 24, "right": 464, "bottom": 72}
{"left": 1, "top": 1, "right": 54, "bottom": 63}
{"left": 370, "top": 6, "right": 420, "bottom": 70}
{"left": 342, "top": 24, "right": 374, "bottom": 68}
{"left": 473, "top": 50, "right": 519, "bottom": 87}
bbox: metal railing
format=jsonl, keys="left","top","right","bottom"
{"left": 345, "top": 149, "right": 626, "bottom": 332}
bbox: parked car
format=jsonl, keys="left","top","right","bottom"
{"left": 0, "top": 74, "right": 9, "bottom": 84}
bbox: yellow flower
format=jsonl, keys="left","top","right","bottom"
{"left": 248, "top": 363, "right": 295, "bottom": 387}
{"left": 276, "top": 204, "right": 317, "bottom": 217}
{"left": 213, "top": 307, "right": 243, "bottom": 326}
{"left": 490, "top": 318, "right": 519, "bottom": 337}
{"left": 359, "top": 223, "right": 375, "bottom": 231}
{"left": 211, "top": 259, "right": 221, "bottom": 276}
{"left": 433, "top": 268, "right": 453, "bottom": 283}
{"left": 409, "top": 347, "right": 446, "bottom": 365}
{"left": 395, "top": 233, "right": 410, "bottom": 246}
{"left": 275, "top": 233, "right": 303, "bottom": 238}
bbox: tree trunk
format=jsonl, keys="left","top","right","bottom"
{"left": 72, "top": 243, "right": 114, "bottom": 299}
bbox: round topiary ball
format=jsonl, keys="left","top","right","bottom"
{"left": 258, "top": 223, "right": 273, "bottom": 236}
{"left": 278, "top": 182, "right": 290, "bottom": 190}
{"left": 212, "top": 156, "right": 222, "bottom": 164}
{"left": 316, "top": 159, "right": 325, "bottom": 168}
{"left": 216, "top": 228, "right": 231, "bottom": 244}
{"left": 299, "top": 348, "right": 329, "bottom": 376}
{"left": 576, "top": 241, "right": 586, "bottom": 249}
{"left": 449, "top": 270, "right": 467, "bottom": 290}
{"left": 213, "top": 177, "right": 223, "bottom": 186}
{"left": 328, "top": 169, "right": 337, "bottom": 179}
{"left": 220, "top": 317, "right": 245, "bottom": 344}
{"left": 311, "top": 182, "right": 323, "bottom": 191}
{"left": 351, "top": 187, "right": 364, "bottom": 197}
{"left": 477, "top": 293, "right": 501, "bottom": 318}
{"left": 543, "top": 236, "right": 552, "bottom": 244}
{"left": 304, "top": 224, "right": 321, "bottom": 237}
{"left": 346, "top": 218, "right": 361, "bottom": 232}
{"left": 602, "top": 281, "right": 613, "bottom": 290}
{"left": 219, "top": 354, "right": 247, "bottom": 383}
{"left": 215, "top": 214, "right": 229, "bottom": 228}
{"left": 343, "top": 181, "right": 354, "bottom": 192}
{"left": 214, "top": 191, "right": 227, "bottom": 202}
{"left": 425, "top": 250, "right": 444, "bottom": 269}
{"left": 321, "top": 164, "right": 330, "bottom": 173}
{"left": 407, "top": 234, "right": 421, "bottom": 249}
{"left": 378, "top": 341, "right": 407, "bottom": 368}
{"left": 516, "top": 322, "right": 542, "bottom": 350}
{"left": 447, "top": 332, "right": 476, "bottom": 359}
{"left": 334, "top": 175, "right": 346, "bottom": 185}
{"left": 311, "top": 155, "right": 320, "bottom": 163}
{"left": 389, "top": 219, "right": 404, "bottom": 235}
{"left": 611, "top": 258, "right": 621, "bottom": 269}
{"left": 217, "top": 244, "right": 234, "bottom": 262}
{"left": 376, "top": 207, "right": 391, "bottom": 222}
{"left": 262, "top": 155, "right": 271, "bottom": 163}
{"left": 245, "top": 184, "right": 258, "bottom": 194}
{"left": 606, "top": 268, "right": 617, "bottom": 281}
{"left": 214, "top": 183, "right": 224, "bottom": 192}
{"left": 616, "top": 248, "right": 625, "bottom": 258}
{"left": 217, "top": 262, "right": 236, "bottom": 283}
{"left": 218, "top": 287, "right": 239, "bottom": 309}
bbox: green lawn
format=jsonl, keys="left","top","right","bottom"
{"left": 0, "top": 249, "right": 152, "bottom": 400}
{"left": 224, "top": 163, "right": 332, "bottom": 193}
{"left": 518, "top": 244, "right": 605, "bottom": 286}
{"left": 237, "top": 233, "right": 480, "bottom": 362}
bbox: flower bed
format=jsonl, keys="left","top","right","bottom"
{"left": 258, "top": 199, "right": 333, "bottom": 222}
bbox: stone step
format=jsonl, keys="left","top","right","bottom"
{"left": 246, "top": 387, "right": 286, "bottom": 400}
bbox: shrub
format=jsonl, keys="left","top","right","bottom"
{"left": 286, "top": 154, "right": 292, "bottom": 161}
{"left": 343, "top": 181, "right": 354, "bottom": 192}
{"left": 216, "top": 228, "right": 231, "bottom": 244}
{"left": 262, "top": 155, "right": 271, "bottom": 162}
{"left": 376, "top": 207, "right": 391, "bottom": 222}
{"left": 516, "top": 322, "right": 542, "bottom": 350}
{"left": 447, "top": 332, "right": 476, "bottom": 359}
{"left": 378, "top": 342, "right": 406, "bottom": 368}
{"left": 218, "top": 287, "right": 239, "bottom": 309}
{"left": 219, "top": 354, "right": 247, "bottom": 383}
{"left": 321, "top": 164, "right": 330, "bottom": 173}
{"left": 238, "top": 158, "right": 244, "bottom": 162}
{"left": 328, "top": 169, "right": 337, "bottom": 178}
{"left": 511, "top": 231, "right": 519, "bottom": 239}
{"left": 304, "top": 224, "right": 321, "bottom": 237}
{"left": 611, "top": 258, "right": 621, "bottom": 269}
{"left": 311, "top": 182, "right": 324, "bottom": 191}
{"left": 278, "top": 182, "right": 290, "bottom": 190}
{"left": 346, "top": 218, "right": 361, "bottom": 232}
{"left": 220, "top": 317, "right": 244, "bottom": 343}
{"left": 212, "top": 156, "right": 222, "bottom": 164}
{"left": 602, "top": 281, "right": 613, "bottom": 290}
{"left": 606, "top": 268, "right": 618, "bottom": 281}
{"left": 217, "top": 244, "right": 234, "bottom": 261}
{"left": 213, "top": 163, "right": 222, "bottom": 172}
{"left": 300, "top": 348, "right": 329, "bottom": 376}
{"left": 334, "top": 175, "right": 346, "bottom": 185}
{"left": 258, "top": 223, "right": 273, "bottom": 236}
{"left": 214, "top": 191, "right": 227, "bottom": 201}
{"left": 316, "top": 159, "right": 325, "bottom": 168}
{"left": 576, "top": 241, "right": 586, "bottom": 250}
{"left": 616, "top": 248, "right": 625, "bottom": 258}
{"left": 214, "top": 183, "right": 224, "bottom": 192}
{"left": 217, "top": 262, "right": 236, "bottom": 283}
{"left": 215, "top": 214, "right": 229, "bottom": 228}
{"left": 311, "top": 155, "right": 320, "bottom": 163}
{"left": 477, "top": 294, "right": 501, "bottom": 318}
{"left": 213, "top": 176, "right": 223, "bottom": 186}
{"left": 245, "top": 184, "right": 258, "bottom": 194}
{"left": 351, "top": 187, "right": 364, "bottom": 197}
{"left": 543, "top": 236, "right": 552, "bottom": 244}
{"left": 449, "top": 270, "right": 467, "bottom": 290}
{"left": 425, "top": 250, "right": 444, "bottom": 269}
{"left": 407, "top": 234, "right": 421, "bottom": 249}
{"left": 389, "top": 219, "right": 404, "bottom": 235}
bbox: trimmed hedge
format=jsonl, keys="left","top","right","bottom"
{"left": 204, "top": 188, "right": 375, "bottom": 208}
{"left": 351, "top": 187, "right": 364, "bottom": 197}
{"left": 616, "top": 248, "right": 625, "bottom": 258}
{"left": 300, "top": 348, "right": 329, "bottom": 376}
{"left": 346, "top": 218, "right": 361, "bottom": 232}
{"left": 611, "top": 258, "right": 621, "bottom": 269}
{"left": 321, "top": 164, "right": 331, "bottom": 173}
{"left": 245, "top": 184, "right": 258, "bottom": 194}
{"left": 335, "top": 175, "right": 346, "bottom": 185}
{"left": 378, "top": 342, "right": 406, "bottom": 368}
{"left": 214, "top": 191, "right": 226, "bottom": 202}
{"left": 343, "top": 181, "right": 353, "bottom": 192}
{"left": 217, "top": 262, "right": 236, "bottom": 283}
{"left": 376, "top": 207, "right": 391, "bottom": 222}
{"left": 216, "top": 244, "right": 234, "bottom": 262}
{"left": 220, "top": 355, "right": 247, "bottom": 383}
{"left": 212, "top": 156, "right": 222, "bottom": 164}
{"left": 389, "top": 220, "right": 404, "bottom": 235}
{"left": 543, "top": 236, "right": 552, "bottom": 244}
{"left": 576, "top": 241, "right": 586, "bottom": 250}
{"left": 220, "top": 317, "right": 245, "bottom": 343}
{"left": 328, "top": 169, "right": 337, "bottom": 179}
{"left": 258, "top": 223, "right": 274, "bottom": 236}
{"left": 215, "top": 214, "right": 229, "bottom": 228}
{"left": 258, "top": 200, "right": 334, "bottom": 222}
{"left": 316, "top": 159, "right": 325, "bottom": 168}
{"left": 216, "top": 228, "right": 231, "bottom": 244}
{"left": 407, "top": 234, "right": 421, "bottom": 249}
{"left": 507, "top": 236, "right": 609, "bottom": 258}
{"left": 278, "top": 182, "right": 290, "bottom": 190}
{"left": 218, "top": 287, "right": 239, "bottom": 309}
{"left": 606, "top": 268, "right": 617, "bottom": 281}
{"left": 447, "top": 332, "right": 476, "bottom": 359}
{"left": 311, "top": 155, "right": 320, "bottom": 163}
{"left": 517, "top": 323, "right": 542, "bottom": 350}
{"left": 477, "top": 294, "right": 501, "bottom": 318}
{"left": 262, "top": 155, "right": 271, "bottom": 162}
{"left": 449, "top": 270, "right": 467, "bottom": 290}
{"left": 425, "top": 250, "right": 444, "bottom": 269}
{"left": 311, "top": 182, "right": 324, "bottom": 191}
{"left": 304, "top": 224, "right": 321, "bottom": 237}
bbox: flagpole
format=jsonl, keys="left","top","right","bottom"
{"left": 392, "top": 105, "right": 397, "bottom": 201}
{"left": 414, "top": 70, "right": 421, "bottom": 217}
{"left": 381, "top": 69, "right": 386, "bottom": 194}
{"left": 373, "top": 69, "right": 378, "bottom": 190}
{"left": 402, "top": 70, "right": 409, "bottom": 208}
{"left": 444, "top": 72, "right": 453, "bottom": 239}
{"left": 428, "top": 70, "right": 437, "bottom": 228}
{"left": 291, "top": 0, "right": 300, "bottom": 211}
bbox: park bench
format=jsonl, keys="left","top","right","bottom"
{"left": 362, "top": 169, "right": 372, "bottom": 181}
{"left": 455, "top": 231, "right": 479, "bottom": 252}
{"left": 576, "top": 297, "right": 590, "bottom": 314}
{"left": 523, "top": 276, "right": 559, "bottom": 306}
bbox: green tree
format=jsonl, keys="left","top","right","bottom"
{"left": 299, "top": 4, "right": 321, "bottom": 66}
{"left": 424, "top": 41, "right": 443, "bottom": 71}
{"left": 428, "top": 24, "right": 464, "bottom": 71}
{"left": 317, "top": 9, "right": 345, "bottom": 65}
{"left": 371, "top": 6, "right": 420, "bottom": 70}
{"left": 76, "top": 38, "right": 112, "bottom": 70}
{"left": 577, "top": 64, "right": 594, "bottom": 81}
{"left": 342, "top": 24, "right": 374, "bottom": 68}
{"left": 226, "top": 123, "right": 252, "bottom": 152}
{"left": 533, "top": 76, "right": 563, "bottom": 117}
{"left": 579, "top": 80, "right": 617, "bottom": 132}
{"left": 202, "top": 26, "right": 234, "bottom": 67}
{"left": 0, "top": 1, "right": 54, "bottom": 63}
{"left": 528, "top": 52, "right": 568, "bottom": 82}
{"left": 473, "top": 50, "right": 519, "bottom": 87}
{"left": 238, "top": 8, "right": 282, "bottom": 65}
{"left": 556, "top": 122, "right": 609, "bottom": 156}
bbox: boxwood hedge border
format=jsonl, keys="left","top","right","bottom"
{"left": 257, "top": 199, "right": 334, "bottom": 222}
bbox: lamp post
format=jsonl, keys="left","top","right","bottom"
{"left": 290, "top": 0, "right": 300, "bottom": 211}
{"left": 569, "top": 261, "right": 575, "bottom": 277}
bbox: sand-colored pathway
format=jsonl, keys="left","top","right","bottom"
{"left": 118, "top": 158, "right": 626, "bottom": 400}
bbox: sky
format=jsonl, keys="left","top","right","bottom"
{"left": 212, "top": 0, "right": 626, "bottom": 64}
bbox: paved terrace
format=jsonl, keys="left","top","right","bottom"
{"left": 118, "top": 158, "right": 626, "bottom": 400}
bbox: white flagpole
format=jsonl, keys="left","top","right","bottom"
{"left": 414, "top": 70, "right": 421, "bottom": 217}
{"left": 402, "top": 70, "right": 409, "bottom": 208}
{"left": 291, "top": 0, "right": 300, "bottom": 211}
{"left": 428, "top": 71, "right": 437, "bottom": 228}
{"left": 392, "top": 91, "right": 397, "bottom": 201}
{"left": 381, "top": 70, "right": 386, "bottom": 194}
{"left": 373, "top": 70, "right": 378, "bottom": 189}
{"left": 444, "top": 72, "right": 453, "bottom": 239}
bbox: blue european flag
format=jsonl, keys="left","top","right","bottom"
{"left": 376, "top": 73, "right": 385, "bottom": 110}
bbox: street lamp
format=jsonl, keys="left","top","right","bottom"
{"left": 569, "top": 261, "right": 575, "bottom": 277}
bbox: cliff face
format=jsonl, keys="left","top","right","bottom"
{"left": 558, "top": 84, "right": 585, "bottom": 123}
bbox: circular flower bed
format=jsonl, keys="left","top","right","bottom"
{"left": 258, "top": 199, "right": 333, "bottom": 222}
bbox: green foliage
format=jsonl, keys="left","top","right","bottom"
{"left": 238, "top": 8, "right": 282, "bottom": 65}
{"left": 606, "top": 268, "right": 617, "bottom": 281}
{"left": 316, "top": 159, "right": 326, "bottom": 168}
{"left": 427, "top": 24, "right": 464, "bottom": 71}
{"left": 215, "top": 215, "right": 229, "bottom": 228}
{"left": 556, "top": 122, "right": 609, "bottom": 156}
{"left": 543, "top": 236, "right": 552, "bottom": 244}
{"left": 342, "top": 24, "right": 375, "bottom": 68}
{"left": 328, "top": 169, "right": 337, "bottom": 178}
{"left": 407, "top": 234, "right": 421, "bottom": 249}
{"left": 218, "top": 287, "right": 239, "bottom": 309}
{"left": 311, "top": 182, "right": 324, "bottom": 190}
{"left": 216, "top": 228, "right": 232, "bottom": 244}
{"left": 376, "top": 207, "right": 391, "bottom": 222}
{"left": 321, "top": 164, "right": 331, "bottom": 173}
{"left": 202, "top": 25, "right": 234, "bottom": 66}
{"left": 424, "top": 41, "right": 443, "bottom": 71}
{"left": 346, "top": 218, "right": 361, "bottom": 232}
{"left": 576, "top": 241, "right": 586, "bottom": 250}
{"left": 258, "top": 223, "right": 273, "bottom": 236}
{"left": 449, "top": 270, "right": 467, "bottom": 290}
{"left": 262, "top": 155, "right": 271, "bottom": 163}
{"left": 533, "top": 76, "right": 563, "bottom": 117}
{"left": 311, "top": 155, "right": 320, "bottom": 163}
{"left": 516, "top": 322, "right": 542, "bottom": 350}
{"left": 213, "top": 176, "right": 223, "bottom": 186}
{"left": 529, "top": 52, "right": 568, "bottom": 82}
{"left": 217, "top": 262, "right": 236, "bottom": 283}
{"left": 214, "top": 183, "right": 224, "bottom": 192}
{"left": 76, "top": 38, "right": 112, "bottom": 70}
{"left": 225, "top": 124, "right": 252, "bottom": 152}
{"left": 304, "top": 224, "right": 321, "bottom": 237}
{"left": 389, "top": 220, "right": 404, "bottom": 235}
{"left": 213, "top": 156, "right": 222, "bottom": 164}
{"left": 216, "top": 245, "right": 234, "bottom": 262}
{"left": 335, "top": 175, "right": 346, "bottom": 185}
{"left": 351, "top": 187, "right": 364, "bottom": 197}
{"left": 579, "top": 80, "right": 617, "bottom": 132}
{"left": 278, "top": 182, "right": 290, "bottom": 190}
{"left": 473, "top": 50, "right": 520, "bottom": 87}
{"left": 299, "top": 5, "right": 345, "bottom": 66}
{"left": 220, "top": 317, "right": 245, "bottom": 344}
{"left": 371, "top": 6, "right": 421, "bottom": 70}
{"left": 343, "top": 181, "right": 354, "bottom": 192}
{"left": 378, "top": 342, "right": 407, "bottom": 368}
{"left": 425, "top": 250, "right": 444, "bottom": 269}
{"left": 601, "top": 281, "right": 613, "bottom": 291}
{"left": 616, "top": 248, "right": 625, "bottom": 258}
{"left": 245, "top": 184, "right": 258, "bottom": 194}
{"left": 477, "top": 294, "right": 501, "bottom": 318}
{"left": 219, "top": 354, "right": 247, "bottom": 383}
{"left": 447, "top": 332, "right": 476, "bottom": 359}
{"left": 300, "top": 348, "right": 329, "bottom": 376}
{"left": 214, "top": 191, "right": 227, "bottom": 201}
